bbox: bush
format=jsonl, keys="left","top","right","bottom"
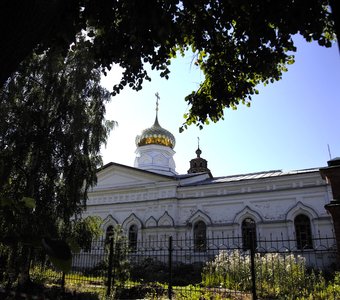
{"left": 115, "top": 282, "right": 166, "bottom": 299}
{"left": 172, "top": 263, "right": 203, "bottom": 286}
{"left": 130, "top": 258, "right": 168, "bottom": 283}
{"left": 202, "top": 249, "right": 252, "bottom": 290}
{"left": 85, "top": 260, "right": 107, "bottom": 277}
{"left": 130, "top": 258, "right": 203, "bottom": 286}
{"left": 202, "top": 249, "right": 340, "bottom": 299}
{"left": 29, "top": 265, "right": 61, "bottom": 285}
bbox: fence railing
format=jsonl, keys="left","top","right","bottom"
{"left": 1, "top": 234, "right": 338, "bottom": 299}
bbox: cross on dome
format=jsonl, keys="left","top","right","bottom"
{"left": 188, "top": 137, "right": 210, "bottom": 174}
{"left": 135, "top": 92, "right": 176, "bottom": 149}
{"left": 196, "top": 137, "right": 202, "bottom": 157}
{"left": 155, "top": 92, "right": 160, "bottom": 115}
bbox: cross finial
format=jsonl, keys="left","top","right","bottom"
{"left": 196, "top": 137, "right": 202, "bottom": 157}
{"left": 155, "top": 92, "right": 160, "bottom": 113}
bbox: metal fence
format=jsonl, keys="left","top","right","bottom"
{"left": 2, "top": 234, "right": 339, "bottom": 299}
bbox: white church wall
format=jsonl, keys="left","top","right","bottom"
{"left": 77, "top": 109, "right": 338, "bottom": 269}
{"left": 83, "top": 164, "right": 335, "bottom": 263}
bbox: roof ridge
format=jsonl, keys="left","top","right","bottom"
{"left": 214, "top": 169, "right": 282, "bottom": 179}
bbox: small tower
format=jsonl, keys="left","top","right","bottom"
{"left": 188, "top": 138, "right": 210, "bottom": 174}
{"left": 134, "top": 93, "right": 177, "bottom": 176}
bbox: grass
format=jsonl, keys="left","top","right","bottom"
{"left": 1, "top": 265, "right": 337, "bottom": 299}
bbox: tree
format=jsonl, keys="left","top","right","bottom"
{"left": 0, "top": 1, "right": 337, "bottom": 130}
{"left": 39, "top": 216, "right": 103, "bottom": 274}
{"left": 68, "top": 216, "right": 103, "bottom": 253}
{"left": 107, "top": 225, "right": 130, "bottom": 290}
{"left": 0, "top": 36, "right": 114, "bottom": 285}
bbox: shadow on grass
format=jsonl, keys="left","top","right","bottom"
{"left": 1, "top": 283, "right": 101, "bottom": 299}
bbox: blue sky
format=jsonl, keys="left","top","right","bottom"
{"left": 101, "top": 36, "right": 340, "bottom": 177}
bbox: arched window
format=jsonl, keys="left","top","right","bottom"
{"left": 105, "top": 225, "right": 114, "bottom": 244}
{"left": 194, "top": 221, "right": 206, "bottom": 252}
{"left": 242, "top": 218, "right": 257, "bottom": 250}
{"left": 128, "top": 224, "right": 138, "bottom": 251}
{"left": 294, "top": 214, "right": 313, "bottom": 250}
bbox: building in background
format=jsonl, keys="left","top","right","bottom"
{"left": 83, "top": 100, "right": 335, "bottom": 260}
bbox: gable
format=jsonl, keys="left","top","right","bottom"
{"left": 92, "top": 162, "right": 176, "bottom": 191}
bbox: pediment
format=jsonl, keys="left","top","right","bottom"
{"left": 92, "top": 162, "right": 176, "bottom": 191}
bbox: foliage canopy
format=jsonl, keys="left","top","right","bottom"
{"left": 0, "top": 0, "right": 337, "bottom": 129}
{"left": 0, "top": 37, "right": 112, "bottom": 278}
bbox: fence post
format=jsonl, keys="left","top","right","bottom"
{"left": 106, "top": 237, "right": 114, "bottom": 297}
{"left": 168, "top": 236, "right": 173, "bottom": 300}
{"left": 250, "top": 241, "right": 257, "bottom": 300}
{"left": 61, "top": 272, "right": 65, "bottom": 294}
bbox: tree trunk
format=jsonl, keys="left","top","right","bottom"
{"left": 6, "top": 244, "right": 18, "bottom": 290}
{"left": 17, "top": 246, "right": 32, "bottom": 288}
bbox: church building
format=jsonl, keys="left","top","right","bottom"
{"left": 83, "top": 99, "right": 335, "bottom": 255}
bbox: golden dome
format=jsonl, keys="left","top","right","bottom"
{"left": 136, "top": 116, "right": 176, "bottom": 149}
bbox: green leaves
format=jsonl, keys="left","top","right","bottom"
{"left": 0, "top": 197, "right": 35, "bottom": 210}
{"left": 21, "top": 197, "right": 35, "bottom": 209}
{"left": 0, "top": 36, "right": 115, "bottom": 279}
{"left": 0, "top": 198, "right": 13, "bottom": 207}
{"left": 0, "top": 0, "right": 336, "bottom": 130}
{"left": 42, "top": 238, "right": 72, "bottom": 273}
{"left": 68, "top": 216, "right": 103, "bottom": 252}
